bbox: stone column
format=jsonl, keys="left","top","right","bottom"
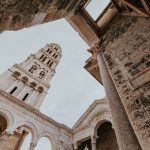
{"left": 97, "top": 52, "right": 141, "bottom": 150}
{"left": 91, "top": 137, "right": 96, "bottom": 150}
{"left": 29, "top": 143, "right": 36, "bottom": 150}
{"left": 73, "top": 142, "right": 78, "bottom": 150}
{"left": 0, "top": 132, "right": 12, "bottom": 150}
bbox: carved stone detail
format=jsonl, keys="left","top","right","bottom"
{"left": 1, "top": 0, "right": 17, "bottom": 5}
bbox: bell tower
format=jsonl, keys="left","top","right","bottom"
{"left": 0, "top": 43, "right": 62, "bottom": 110}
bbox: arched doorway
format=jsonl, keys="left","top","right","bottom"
{"left": 96, "top": 122, "right": 119, "bottom": 150}
{"left": 0, "top": 114, "right": 7, "bottom": 135}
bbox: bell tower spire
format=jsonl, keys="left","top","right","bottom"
{"left": 0, "top": 43, "right": 62, "bottom": 110}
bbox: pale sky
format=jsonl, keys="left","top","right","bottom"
{"left": 0, "top": 0, "right": 109, "bottom": 149}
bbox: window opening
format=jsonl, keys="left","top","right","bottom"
{"left": 38, "top": 71, "right": 45, "bottom": 79}
{"left": 10, "top": 87, "right": 17, "bottom": 94}
{"left": 40, "top": 54, "right": 44, "bottom": 59}
{"left": 49, "top": 50, "right": 52, "bottom": 54}
{"left": 49, "top": 62, "right": 53, "bottom": 68}
{"left": 47, "top": 60, "right": 51, "bottom": 65}
{"left": 29, "top": 65, "right": 37, "bottom": 73}
{"left": 42, "top": 56, "right": 47, "bottom": 62}
{"left": 22, "top": 93, "right": 29, "bottom": 101}
{"left": 53, "top": 53, "right": 56, "bottom": 57}
{"left": 54, "top": 47, "right": 58, "bottom": 50}
{"left": 47, "top": 49, "right": 50, "bottom": 52}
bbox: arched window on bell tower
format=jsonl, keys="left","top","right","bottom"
{"left": 38, "top": 71, "right": 45, "bottom": 79}
{"left": 29, "top": 65, "right": 37, "bottom": 73}
{"left": 49, "top": 62, "right": 53, "bottom": 68}
{"left": 42, "top": 56, "right": 47, "bottom": 62}
{"left": 47, "top": 60, "right": 51, "bottom": 65}
{"left": 49, "top": 50, "right": 52, "bottom": 54}
{"left": 40, "top": 54, "right": 44, "bottom": 60}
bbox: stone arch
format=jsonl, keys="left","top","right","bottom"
{"left": 96, "top": 122, "right": 119, "bottom": 150}
{"left": 0, "top": 108, "right": 14, "bottom": 133}
{"left": 14, "top": 121, "right": 39, "bottom": 144}
{"left": 38, "top": 131, "right": 57, "bottom": 150}
{"left": 90, "top": 110, "right": 111, "bottom": 137}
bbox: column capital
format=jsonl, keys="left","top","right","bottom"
{"left": 87, "top": 42, "right": 101, "bottom": 61}
{"left": 91, "top": 136, "right": 97, "bottom": 144}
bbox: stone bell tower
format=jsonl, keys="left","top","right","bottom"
{"left": 0, "top": 43, "right": 63, "bottom": 150}
{"left": 0, "top": 43, "right": 62, "bottom": 110}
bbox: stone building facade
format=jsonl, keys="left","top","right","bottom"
{"left": 0, "top": 0, "right": 150, "bottom": 150}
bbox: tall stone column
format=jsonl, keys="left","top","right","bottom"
{"left": 0, "top": 132, "right": 12, "bottom": 150}
{"left": 29, "top": 143, "right": 36, "bottom": 150}
{"left": 91, "top": 137, "right": 96, "bottom": 150}
{"left": 97, "top": 52, "right": 141, "bottom": 150}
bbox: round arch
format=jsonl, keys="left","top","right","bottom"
{"left": 38, "top": 132, "right": 57, "bottom": 150}
{"left": 90, "top": 110, "right": 111, "bottom": 137}
{"left": 14, "top": 121, "right": 39, "bottom": 145}
{"left": 0, "top": 108, "right": 14, "bottom": 133}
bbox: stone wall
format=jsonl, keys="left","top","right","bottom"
{"left": 0, "top": 0, "right": 88, "bottom": 32}
{"left": 99, "top": 15, "right": 150, "bottom": 149}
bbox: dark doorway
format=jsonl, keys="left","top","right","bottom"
{"left": 96, "top": 122, "right": 119, "bottom": 150}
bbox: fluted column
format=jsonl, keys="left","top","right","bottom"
{"left": 0, "top": 132, "right": 12, "bottom": 150}
{"left": 91, "top": 137, "right": 96, "bottom": 150}
{"left": 97, "top": 52, "right": 141, "bottom": 150}
{"left": 29, "top": 143, "right": 36, "bottom": 150}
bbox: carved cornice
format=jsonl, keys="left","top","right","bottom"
{"left": 89, "top": 109, "right": 110, "bottom": 123}
{"left": 0, "top": 89, "right": 72, "bottom": 134}
{"left": 73, "top": 98, "right": 108, "bottom": 129}
{"left": 73, "top": 108, "right": 110, "bottom": 133}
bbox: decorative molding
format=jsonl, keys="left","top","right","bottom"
{"left": 73, "top": 109, "right": 110, "bottom": 133}
{"left": 73, "top": 98, "right": 108, "bottom": 129}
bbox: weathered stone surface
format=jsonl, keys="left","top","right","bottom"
{"left": 100, "top": 15, "right": 150, "bottom": 150}
{"left": 0, "top": 0, "right": 88, "bottom": 31}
